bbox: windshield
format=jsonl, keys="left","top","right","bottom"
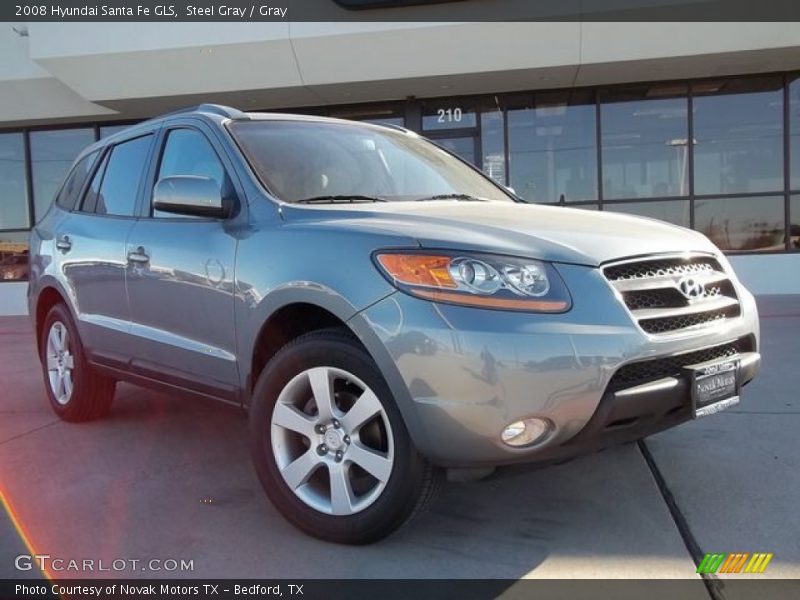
{"left": 229, "top": 120, "right": 513, "bottom": 203}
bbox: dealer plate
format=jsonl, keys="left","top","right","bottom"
{"left": 686, "top": 358, "right": 741, "bottom": 418}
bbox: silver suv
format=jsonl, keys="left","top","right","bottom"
{"left": 29, "top": 104, "right": 761, "bottom": 544}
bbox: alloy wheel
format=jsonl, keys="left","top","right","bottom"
{"left": 270, "top": 366, "right": 395, "bottom": 516}
{"left": 46, "top": 321, "right": 75, "bottom": 406}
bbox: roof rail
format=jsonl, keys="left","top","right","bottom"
{"left": 161, "top": 103, "right": 249, "bottom": 120}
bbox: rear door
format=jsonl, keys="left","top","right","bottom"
{"left": 124, "top": 122, "right": 242, "bottom": 400}
{"left": 57, "top": 133, "right": 155, "bottom": 363}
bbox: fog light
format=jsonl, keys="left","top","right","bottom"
{"left": 501, "top": 418, "right": 552, "bottom": 447}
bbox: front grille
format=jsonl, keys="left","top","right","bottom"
{"left": 603, "top": 254, "right": 741, "bottom": 336}
{"left": 639, "top": 304, "right": 739, "bottom": 334}
{"left": 609, "top": 337, "right": 753, "bottom": 389}
{"left": 604, "top": 257, "right": 718, "bottom": 281}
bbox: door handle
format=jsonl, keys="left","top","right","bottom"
{"left": 56, "top": 235, "right": 72, "bottom": 252}
{"left": 127, "top": 246, "right": 150, "bottom": 265}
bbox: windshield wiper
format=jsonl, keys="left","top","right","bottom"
{"left": 414, "top": 194, "right": 489, "bottom": 202}
{"left": 294, "top": 195, "right": 387, "bottom": 204}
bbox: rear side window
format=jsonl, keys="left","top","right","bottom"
{"left": 80, "top": 151, "right": 109, "bottom": 213}
{"left": 55, "top": 151, "right": 98, "bottom": 211}
{"left": 93, "top": 135, "right": 153, "bottom": 216}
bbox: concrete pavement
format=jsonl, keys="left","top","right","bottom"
{"left": 0, "top": 297, "right": 797, "bottom": 584}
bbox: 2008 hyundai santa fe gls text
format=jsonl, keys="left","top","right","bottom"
{"left": 28, "top": 104, "right": 761, "bottom": 544}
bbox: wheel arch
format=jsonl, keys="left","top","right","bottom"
{"left": 243, "top": 288, "right": 428, "bottom": 456}
{"left": 33, "top": 281, "right": 74, "bottom": 348}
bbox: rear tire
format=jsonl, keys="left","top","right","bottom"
{"left": 39, "top": 303, "right": 115, "bottom": 422}
{"left": 249, "top": 328, "right": 441, "bottom": 544}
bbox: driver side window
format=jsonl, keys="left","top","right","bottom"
{"left": 154, "top": 128, "right": 227, "bottom": 218}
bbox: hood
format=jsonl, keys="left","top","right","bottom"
{"left": 281, "top": 201, "right": 717, "bottom": 267}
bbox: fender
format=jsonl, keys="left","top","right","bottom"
{"left": 30, "top": 275, "right": 80, "bottom": 339}
{"left": 237, "top": 284, "right": 430, "bottom": 453}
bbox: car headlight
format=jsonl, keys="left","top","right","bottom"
{"left": 374, "top": 251, "right": 571, "bottom": 312}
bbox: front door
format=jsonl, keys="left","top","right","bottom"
{"left": 124, "top": 125, "right": 240, "bottom": 400}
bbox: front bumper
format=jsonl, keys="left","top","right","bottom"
{"left": 356, "top": 262, "right": 761, "bottom": 467}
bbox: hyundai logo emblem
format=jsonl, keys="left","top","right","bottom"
{"left": 677, "top": 277, "right": 706, "bottom": 300}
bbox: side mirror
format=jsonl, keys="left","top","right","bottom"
{"left": 153, "top": 175, "right": 230, "bottom": 218}
{"left": 505, "top": 185, "right": 517, "bottom": 195}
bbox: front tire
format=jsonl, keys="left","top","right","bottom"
{"left": 39, "top": 303, "right": 115, "bottom": 422}
{"left": 249, "top": 328, "right": 440, "bottom": 544}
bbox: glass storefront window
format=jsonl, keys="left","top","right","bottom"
{"left": 693, "top": 77, "right": 784, "bottom": 195}
{"left": 694, "top": 196, "right": 785, "bottom": 252}
{"left": 422, "top": 100, "right": 477, "bottom": 130}
{"left": 791, "top": 195, "right": 800, "bottom": 250}
{"left": 790, "top": 76, "right": 800, "bottom": 190}
{"left": 434, "top": 136, "right": 475, "bottom": 165}
{"left": 481, "top": 108, "right": 505, "bottom": 184}
{"left": 0, "top": 133, "right": 29, "bottom": 230}
{"left": 329, "top": 106, "right": 404, "bottom": 127}
{"left": 100, "top": 124, "right": 133, "bottom": 138}
{"left": 601, "top": 85, "right": 689, "bottom": 199}
{"left": 508, "top": 90, "right": 597, "bottom": 203}
{"left": 0, "top": 232, "right": 29, "bottom": 282}
{"left": 604, "top": 199, "right": 690, "bottom": 228}
{"left": 30, "top": 128, "right": 95, "bottom": 222}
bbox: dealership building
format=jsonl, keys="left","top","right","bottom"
{"left": 1, "top": 20, "right": 799, "bottom": 314}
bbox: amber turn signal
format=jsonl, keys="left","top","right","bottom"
{"left": 376, "top": 254, "right": 457, "bottom": 289}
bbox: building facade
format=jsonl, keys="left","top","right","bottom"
{"left": 1, "top": 22, "right": 800, "bottom": 314}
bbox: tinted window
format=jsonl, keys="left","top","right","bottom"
{"left": 600, "top": 85, "right": 689, "bottom": 199}
{"left": 30, "top": 128, "right": 95, "bottom": 221}
{"left": 694, "top": 195, "right": 785, "bottom": 252}
{"left": 96, "top": 135, "right": 153, "bottom": 216}
{"left": 100, "top": 124, "right": 133, "bottom": 139}
{"left": 693, "top": 77, "right": 783, "bottom": 195}
{"left": 481, "top": 109, "right": 505, "bottom": 185}
{"left": 0, "top": 133, "right": 28, "bottom": 229}
{"left": 507, "top": 90, "right": 597, "bottom": 203}
{"left": 790, "top": 76, "right": 800, "bottom": 190}
{"left": 155, "top": 129, "right": 227, "bottom": 217}
{"left": 55, "top": 151, "right": 98, "bottom": 211}
{"left": 436, "top": 137, "right": 475, "bottom": 164}
{"left": 158, "top": 129, "right": 225, "bottom": 188}
{"left": 80, "top": 152, "right": 109, "bottom": 213}
{"left": 0, "top": 232, "right": 29, "bottom": 282}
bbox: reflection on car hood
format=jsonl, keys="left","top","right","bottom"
{"left": 282, "top": 201, "right": 718, "bottom": 266}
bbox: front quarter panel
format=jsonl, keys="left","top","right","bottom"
{"left": 234, "top": 217, "right": 416, "bottom": 395}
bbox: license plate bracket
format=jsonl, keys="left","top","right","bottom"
{"left": 685, "top": 357, "right": 741, "bottom": 418}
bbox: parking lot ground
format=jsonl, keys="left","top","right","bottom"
{"left": 645, "top": 295, "right": 800, "bottom": 583}
{"left": 0, "top": 297, "right": 797, "bottom": 584}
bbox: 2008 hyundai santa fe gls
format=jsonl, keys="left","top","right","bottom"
{"left": 29, "top": 104, "right": 761, "bottom": 544}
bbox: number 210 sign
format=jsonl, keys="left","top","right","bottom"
{"left": 437, "top": 108, "right": 463, "bottom": 123}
